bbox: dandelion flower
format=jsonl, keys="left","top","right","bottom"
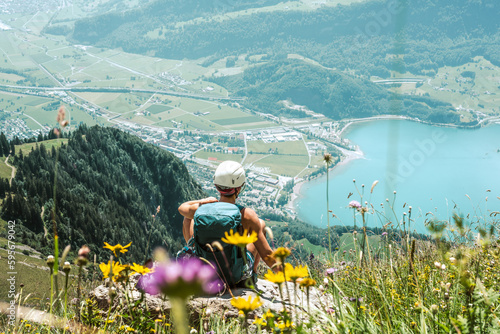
{"left": 130, "top": 263, "right": 152, "bottom": 275}
{"left": 230, "top": 295, "right": 262, "bottom": 315}
{"left": 298, "top": 277, "right": 316, "bottom": 288}
{"left": 221, "top": 229, "right": 257, "bottom": 248}
{"left": 103, "top": 241, "right": 132, "bottom": 257}
{"left": 264, "top": 270, "right": 285, "bottom": 284}
{"left": 284, "top": 263, "right": 309, "bottom": 282}
{"left": 272, "top": 247, "right": 291, "bottom": 263}
{"left": 99, "top": 261, "right": 125, "bottom": 280}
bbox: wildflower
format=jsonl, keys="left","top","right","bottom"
{"left": 272, "top": 247, "right": 291, "bottom": 264}
{"left": 326, "top": 267, "right": 338, "bottom": 275}
{"left": 138, "top": 257, "right": 221, "bottom": 299}
{"left": 99, "top": 261, "right": 125, "bottom": 280}
{"left": 323, "top": 153, "right": 333, "bottom": 164}
{"left": 221, "top": 229, "right": 258, "bottom": 248}
{"left": 264, "top": 270, "right": 285, "bottom": 284}
{"left": 430, "top": 304, "right": 439, "bottom": 314}
{"left": 56, "top": 106, "right": 69, "bottom": 128}
{"left": 381, "top": 232, "right": 388, "bottom": 236}
{"left": 231, "top": 295, "right": 262, "bottom": 315}
{"left": 103, "top": 241, "right": 132, "bottom": 257}
{"left": 284, "top": 263, "right": 308, "bottom": 282}
{"left": 77, "top": 245, "right": 90, "bottom": 266}
{"left": 340, "top": 261, "right": 346, "bottom": 265}
{"left": 46, "top": 255, "right": 55, "bottom": 268}
{"left": 348, "top": 200, "right": 362, "bottom": 209}
{"left": 253, "top": 317, "right": 267, "bottom": 326}
{"left": 78, "top": 245, "right": 91, "bottom": 258}
{"left": 298, "top": 277, "right": 316, "bottom": 288}
{"left": 434, "top": 261, "right": 441, "bottom": 269}
{"left": 63, "top": 261, "right": 71, "bottom": 274}
{"left": 323, "top": 277, "right": 328, "bottom": 285}
{"left": 130, "top": 263, "right": 152, "bottom": 275}
{"left": 278, "top": 320, "right": 294, "bottom": 330}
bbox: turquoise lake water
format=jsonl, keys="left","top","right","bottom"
{"left": 295, "top": 120, "right": 500, "bottom": 234}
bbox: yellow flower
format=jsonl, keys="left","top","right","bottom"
{"left": 130, "top": 263, "right": 152, "bottom": 275}
{"left": 222, "top": 229, "right": 258, "bottom": 248}
{"left": 298, "top": 277, "right": 316, "bottom": 288}
{"left": 253, "top": 317, "right": 267, "bottom": 326}
{"left": 284, "top": 263, "right": 309, "bottom": 282}
{"left": 264, "top": 269, "right": 285, "bottom": 284}
{"left": 278, "top": 320, "right": 294, "bottom": 330}
{"left": 103, "top": 242, "right": 132, "bottom": 257}
{"left": 272, "top": 247, "right": 291, "bottom": 261}
{"left": 99, "top": 261, "right": 125, "bottom": 280}
{"left": 231, "top": 295, "right": 263, "bottom": 315}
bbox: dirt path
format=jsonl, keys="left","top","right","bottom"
{"left": 4, "top": 155, "right": 16, "bottom": 186}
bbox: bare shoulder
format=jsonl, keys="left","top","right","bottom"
{"left": 241, "top": 207, "right": 261, "bottom": 230}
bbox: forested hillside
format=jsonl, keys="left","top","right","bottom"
{"left": 71, "top": 0, "right": 499, "bottom": 76}
{"left": 214, "top": 59, "right": 460, "bottom": 123}
{"left": 0, "top": 126, "right": 204, "bottom": 260}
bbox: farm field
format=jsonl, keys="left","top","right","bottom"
{"left": 194, "top": 150, "right": 242, "bottom": 163}
{"left": 386, "top": 57, "right": 500, "bottom": 121}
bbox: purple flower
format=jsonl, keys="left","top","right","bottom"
{"left": 348, "top": 200, "right": 362, "bottom": 209}
{"left": 381, "top": 232, "right": 388, "bottom": 236}
{"left": 326, "top": 268, "right": 338, "bottom": 275}
{"left": 340, "top": 261, "right": 346, "bottom": 266}
{"left": 138, "top": 258, "right": 222, "bottom": 299}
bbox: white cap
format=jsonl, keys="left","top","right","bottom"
{"left": 214, "top": 161, "right": 246, "bottom": 188}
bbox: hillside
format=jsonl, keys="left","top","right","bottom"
{"left": 70, "top": 0, "right": 499, "bottom": 75}
{"left": 0, "top": 126, "right": 204, "bottom": 261}
{"left": 213, "top": 59, "right": 460, "bottom": 123}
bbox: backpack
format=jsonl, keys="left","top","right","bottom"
{"left": 193, "top": 202, "right": 250, "bottom": 287}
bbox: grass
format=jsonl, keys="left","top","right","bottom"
{"left": 15, "top": 138, "right": 68, "bottom": 156}
{"left": 0, "top": 158, "right": 12, "bottom": 179}
{"left": 387, "top": 56, "right": 500, "bottom": 118}
{"left": 194, "top": 150, "right": 243, "bottom": 162}
{"left": 0, "top": 246, "right": 50, "bottom": 306}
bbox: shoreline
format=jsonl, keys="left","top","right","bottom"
{"left": 286, "top": 115, "right": 500, "bottom": 217}
{"left": 287, "top": 145, "right": 364, "bottom": 215}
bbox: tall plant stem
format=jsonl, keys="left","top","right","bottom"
{"left": 170, "top": 297, "right": 189, "bottom": 334}
{"left": 326, "top": 162, "right": 332, "bottom": 259}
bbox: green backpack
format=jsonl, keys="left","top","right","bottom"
{"left": 193, "top": 202, "right": 250, "bottom": 287}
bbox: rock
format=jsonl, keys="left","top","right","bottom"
{"left": 90, "top": 275, "right": 328, "bottom": 325}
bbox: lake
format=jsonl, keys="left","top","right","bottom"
{"left": 295, "top": 119, "right": 500, "bottom": 234}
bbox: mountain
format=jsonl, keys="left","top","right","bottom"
{"left": 1, "top": 125, "right": 205, "bottom": 261}
{"left": 70, "top": 0, "right": 499, "bottom": 75}
{"left": 213, "top": 59, "right": 460, "bottom": 123}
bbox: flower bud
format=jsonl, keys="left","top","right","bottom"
{"left": 430, "top": 304, "right": 439, "bottom": 314}
{"left": 76, "top": 255, "right": 88, "bottom": 267}
{"left": 109, "top": 286, "right": 117, "bottom": 299}
{"left": 46, "top": 255, "right": 55, "bottom": 268}
{"left": 63, "top": 261, "right": 71, "bottom": 274}
{"left": 78, "top": 245, "right": 91, "bottom": 259}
